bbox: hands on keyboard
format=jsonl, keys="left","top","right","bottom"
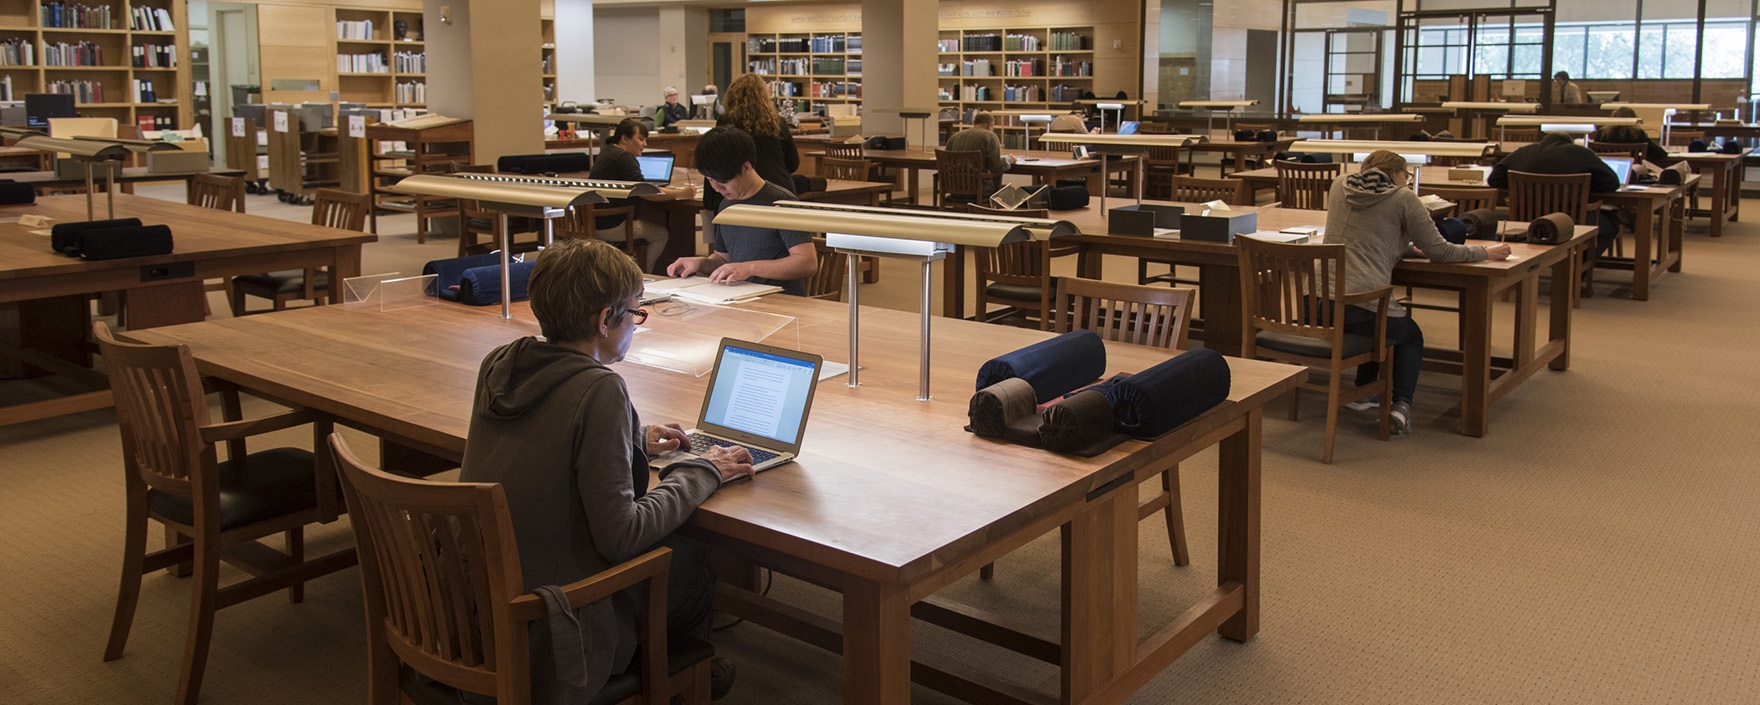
{"left": 685, "top": 432, "right": 778, "bottom": 465}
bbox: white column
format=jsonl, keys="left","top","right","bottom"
{"left": 860, "top": 0, "right": 937, "bottom": 135}
{"left": 423, "top": 0, "right": 545, "bottom": 163}
{"left": 555, "top": 0, "right": 595, "bottom": 103}
{"left": 657, "top": 7, "right": 708, "bottom": 101}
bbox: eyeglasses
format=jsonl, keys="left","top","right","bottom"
{"left": 628, "top": 307, "right": 649, "bottom": 325}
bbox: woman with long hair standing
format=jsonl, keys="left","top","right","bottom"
{"left": 706, "top": 73, "right": 800, "bottom": 213}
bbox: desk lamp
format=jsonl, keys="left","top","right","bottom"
{"left": 1036, "top": 133, "right": 1201, "bottom": 212}
{"left": 868, "top": 107, "right": 941, "bottom": 152}
{"left": 1179, "top": 100, "right": 1258, "bottom": 135}
{"left": 389, "top": 173, "right": 661, "bottom": 318}
{"left": 13, "top": 135, "right": 145, "bottom": 220}
{"left": 713, "top": 201, "right": 1074, "bottom": 401}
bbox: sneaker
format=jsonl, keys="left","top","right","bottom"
{"left": 1345, "top": 396, "right": 1379, "bottom": 412}
{"left": 1390, "top": 401, "right": 1412, "bottom": 435}
{"left": 710, "top": 657, "right": 737, "bottom": 701}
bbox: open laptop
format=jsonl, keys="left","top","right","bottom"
{"left": 649, "top": 339, "right": 824, "bottom": 474}
{"left": 1600, "top": 156, "right": 1635, "bottom": 185}
{"left": 635, "top": 154, "right": 675, "bottom": 184}
{"left": 1118, "top": 120, "right": 1140, "bottom": 135}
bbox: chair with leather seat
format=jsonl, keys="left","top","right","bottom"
{"left": 555, "top": 201, "right": 648, "bottom": 271}
{"left": 820, "top": 156, "right": 872, "bottom": 182}
{"left": 934, "top": 149, "right": 989, "bottom": 210}
{"left": 1506, "top": 170, "right": 1598, "bottom": 301}
{"left": 328, "top": 434, "right": 712, "bottom": 705}
{"left": 1273, "top": 160, "right": 1341, "bottom": 210}
{"left": 968, "top": 204, "right": 1076, "bottom": 329}
{"left": 1142, "top": 144, "right": 1187, "bottom": 198}
{"left": 825, "top": 142, "right": 894, "bottom": 201}
{"left": 977, "top": 276, "right": 1198, "bottom": 581}
{"left": 95, "top": 322, "right": 355, "bottom": 705}
{"left": 229, "top": 189, "right": 371, "bottom": 316}
{"left": 1236, "top": 238, "right": 1393, "bottom": 463}
{"left": 807, "top": 238, "right": 850, "bottom": 301}
{"left": 1497, "top": 127, "right": 1540, "bottom": 143}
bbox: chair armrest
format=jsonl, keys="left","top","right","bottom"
{"left": 508, "top": 547, "right": 674, "bottom": 623}
{"left": 1339, "top": 285, "right": 1394, "bottom": 308}
{"left": 198, "top": 407, "right": 324, "bottom": 445}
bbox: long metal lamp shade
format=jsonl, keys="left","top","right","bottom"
{"left": 15, "top": 135, "right": 130, "bottom": 160}
{"left": 1180, "top": 100, "right": 1257, "bottom": 108}
{"left": 1296, "top": 114, "right": 1423, "bottom": 123}
{"left": 769, "top": 200, "right": 1077, "bottom": 241}
{"left": 545, "top": 113, "right": 630, "bottom": 126}
{"left": 387, "top": 174, "right": 658, "bottom": 209}
{"left": 1603, "top": 103, "right": 1710, "bottom": 111}
{"left": 0, "top": 126, "right": 45, "bottom": 139}
{"left": 1441, "top": 102, "right": 1539, "bottom": 112}
{"left": 1287, "top": 140, "right": 1494, "bottom": 157}
{"left": 72, "top": 136, "right": 181, "bottom": 152}
{"left": 1037, "top": 133, "right": 1201, "bottom": 147}
{"left": 1496, "top": 116, "right": 1641, "bottom": 127}
{"left": 713, "top": 204, "right": 1036, "bottom": 248}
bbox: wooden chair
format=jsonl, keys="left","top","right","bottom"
{"left": 95, "top": 322, "right": 355, "bottom": 705}
{"left": 807, "top": 238, "right": 850, "bottom": 301}
{"left": 1664, "top": 129, "right": 1704, "bottom": 148}
{"left": 934, "top": 149, "right": 988, "bottom": 210}
{"left": 968, "top": 204, "right": 1075, "bottom": 330}
{"left": 820, "top": 156, "right": 872, "bottom": 182}
{"left": 1236, "top": 238, "right": 1393, "bottom": 463}
{"left": 1586, "top": 140, "right": 1647, "bottom": 161}
{"left": 1497, "top": 127, "right": 1541, "bottom": 143}
{"left": 1142, "top": 144, "right": 1188, "bottom": 199}
{"left": 1506, "top": 170, "right": 1598, "bottom": 299}
{"left": 228, "top": 189, "right": 371, "bottom": 316}
{"left": 1424, "top": 184, "right": 1499, "bottom": 216}
{"left": 556, "top": 202, "right": 647, "bottom": 270}
{"left": 1273, "top": 160, "right": 1341, "bottom": 210}
{"left": 1139, "top": 176, "right": 1249, "bottom": 289}
{"left": 451, "top": 163, "right": 546, "bottom": 258}
{"left": 979, "top": 276, "right": 1197, "bottom": 581}
{"left": 825, "top": 142, "right": 894, "bottom": 200}
{"left": 328, "top": 434, "right": 712, "bottom": 705}
{"left": 187, "top": 172, "right": 246, "bottom": 213}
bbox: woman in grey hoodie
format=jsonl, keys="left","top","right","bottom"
{"left": 1323, "top": 150, "right": 1511, "bottom": 433}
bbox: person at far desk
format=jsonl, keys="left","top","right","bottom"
{"left": 1488, "top": 131, "right": 1622, "bottom": 256}
{"left": 1595, "top": 109, "right": 1674, "bottom": 165}
{"left": 656, "top": 86, "right": 690, "bottom": 129}
{"left": 668, "top": 126, "right": 817, "bottom": 295}
{"left": 1553, "top": 71, "right": 1585, "bottom": 104}
{"left": 947, "top": 111, "right": 1016, "bottom": 189}
{"left": 1327, "top": 150, "right": 1511, "bottom": 434}
{"left": 458, "top": 238, "right": 751, "bottom": 703}
{"left": 1049, "top": 103, "right": 1096, "bottom": 134}
{"left": 589, "top": 118, "right": 697, "bottom": 272}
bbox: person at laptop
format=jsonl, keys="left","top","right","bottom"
{"left": 946, "top": 111, "right": 1016, "bottom": 191}
{"left": 588, "top": 118, "right": 696, "bottom": 272}
{"left": 1591, "top": 116, "right": 1673, "bottom": 166}
{"left": 1326, "top": 150, "right": 1511, "bottom": 435}
{"left": 656, "top": 86, "right": 689, "bottom": 130}
{"left": 459, "top": 238, "right": 751, "bottom": 703}
{"left": 667, "top": 127, "right": 817, "bottom": 295}
{"left": 1488, "top": 131, "right": 1621, "bottom": 257}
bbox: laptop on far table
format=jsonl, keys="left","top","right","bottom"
{"left": 636, "top": 154, "right": 676, "bottom": 184}
{"left": 648, "top": 338, "right": 824, "bottom": 474}
{"left": 1600, "top": 156, "right": 1635, "bottom": 186}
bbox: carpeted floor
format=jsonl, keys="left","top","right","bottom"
{"left": 2, "top": 182, "right": 1758, "bottom": 704}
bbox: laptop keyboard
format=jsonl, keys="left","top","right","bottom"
{"left": 686, "top": 432, "right": 778, "bottom": 466}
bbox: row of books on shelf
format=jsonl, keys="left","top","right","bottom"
{"left": 1006, "top": 58, "right": 1092, "bottom": 77}
{"left": 0, "top": 39, "right": 33, "bottom": 67}
{"left": 941, "top": 32, "right": 1089, "bottom": 53}
{"left": 337, "top": 19, "right": 376, "bottom": 41}
{"left": 132, "top": 43, "right": 178, "bottom": 68}
{"left": 394, "top": 51, "right": 425, "bottom": 74}
{"left": 135, "top": 114, "right": 176, "bottom": 134}
{"left": 394, "top": 80, "right": 425, "bottom": 104}
{"left": 49, "top": 79, "right": 105, "bottom": 103}
{"left": 130, "top": 5, "right": 176, "bottom": 32}
{"left": 41, "top": 3, "right": 113, "bottom": 29}
{"left": 766, "top": 80, "right": 861, "bottom": 99}
{"left": 747, "top": 36, "right": 811, "bottom": 53}
{"left": 339, "top": 53, "right": 389, "bottom": 73}
{"left": 938, "top": 84, "right": 1087, "bottom": 102}
{"left": 128, "top": 78, "right": 158, "bottom": 103}
{"left": 0, "top": 75, "right": 12, "bottom": 101}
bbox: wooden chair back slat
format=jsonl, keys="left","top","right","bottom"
{"left": 311, "top": 189, "right": 371, "bottom": 231}
{"left": 808, "top": 238, "right": 850, "bottom": 301}
{"left": 94, "top": 322, "right": 205, "bottom": 496}
{"left": 1586, "top": 140, "right": 1646, "bottom": 160}
{"left": 1054, "top": 277, "right": 1194, "bottom": 350}
{"left": 1273, "top": 161, "right": 1341, "bottom": 211}
{"left": 1422, "top": 185, "right": 1499, "bottom": 214}
{"left": 1664, "top": 130, "right": 1704, "bottom": 147}
{"left": 1238, "top": 238, "right": 1348, "bottom": 343}
{"left": 188, "top": 173, "right": 245, "bottom": 214}
{"left": 1506, "top": 170, "right": 1593, "bottom": 222}
{"left": 1498, "top": 127, "right": 1541, "bottom": 142}
{"left": 824, "top": 142, "right": 865, "bottom": 160}
{"left": 1169, "top": 175, "right": 1249, "bottom": 206}
{"left": 821, "top": 157, "right": 871, "bottom": 181}
{"left": 935, "top": 149, "right": 987, "bottom": 209}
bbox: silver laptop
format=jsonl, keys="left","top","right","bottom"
{"left": 635, "top": 154, "right": 675, "bottom": 184}
{"left": 649, "top": 338, "right": 824, "bottom": 474}
{"left": 1600, "top": 156, "right": 1634, "bottom": 185}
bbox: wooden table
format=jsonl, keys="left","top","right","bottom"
{"left": 0, "top": 193, "right": 372, "bottom": 426}
{"left": 816, "top": 148, "right": 1140, "bottom": 206}
{"left": 126, "top": 295, "right": 1304, "bottom": 705}
{"left": 1669, "top": 152, "right": 1743, "bottom": 237}
{"left": 1037, "top": 201, "right": 1593, "bottom": 437}
{"left": 0, "top": 144, "right": 52, "bottom": 171}
{"left": 5, "top": 166, "right": 249, "bottom": 201}
{"left": 1184, "top": 138, "right": 1300, "bottom": 175}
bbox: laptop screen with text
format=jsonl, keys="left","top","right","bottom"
{"left": 636, "top": 155, "right": 675, "bottom": 183}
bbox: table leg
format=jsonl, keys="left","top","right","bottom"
{"left": 1513, "top": 274, "right": 1538, "bottom": 370}
{"left": 1217, "top": 408, "right": 1262, "bottom": 641}
{"left": 1710, "top": 164, "right": 1727, "bottom": 237}
{"left": 1196, "top": 264, "right": 1243, "bottom": 357}
{"left": 1668, "top": 197, "right": 1684, "bottom": 273}
{"left": 1458, "top": 279, "right": 1493, "bottom": 437}
{"left": 942, "top": 248, "right": 967, "bottom": 320}
{"left": 1548, "top": 251, "right": 1573, "bottom": 371}
{"left": 842, "top": 578, "right": 911, "bottom": 705}
{"left": 1632, "top": 204, "right": 1655, "bottom": 301}
{"left": 1061, "top": 484, "right": 1137, "bottom": 701}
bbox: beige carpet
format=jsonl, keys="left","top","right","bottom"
{"left": 3, "top": 183, "right": 1758, "bottom": 703}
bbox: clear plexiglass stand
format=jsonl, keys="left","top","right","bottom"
{"left": 625, "top": 301, "right": 799, "bottom": 377}
{"left": 341, "top": 272, "right": 440, "bottom": 311}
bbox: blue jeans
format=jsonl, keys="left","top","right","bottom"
{"left": 1344, "top": 306, "right": 1424, "bottom": 405}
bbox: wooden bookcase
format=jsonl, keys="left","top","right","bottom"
{"left": 332, "top": 6, "right": 425, "bottom": 108}
{"left": 744, "top": 31, "right": 861, "bottom": 116}
{"left": 364, "top": 118, "right": 471, "bottom": 241}
{"left": 936, "top": 27, "right": 1094, "bottom": 114}
{"left": 540, "top": 16, "right": 554, "bottom": 107}
{"left": 0, "top": 0, "right": 192, "bottom": 131}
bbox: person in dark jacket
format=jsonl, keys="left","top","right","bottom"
{"left": 656, "top": 86, "right": 689, "bottom": 129}
{"left": 458, "top": 238, "right": 751, "bottom": 703}
{"left": 1591, "top": 122, "right": 1673, "bottom": 166}
{"left": 1488, "top": 131, "right": 1622, "bottom": 255}
{"left": 587, "top": 118, "right": 697, "bottom": 272}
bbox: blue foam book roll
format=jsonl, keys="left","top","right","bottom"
{"left": 456, "top": 260, "right": 537, "bottom": 306}
{"left": 974, "top": 330, "right": 1106, "bottom": 404}
{"left": 422, "top": 253, "right": 502, "bottom": 301}
{"left": 1100, "top": 348, "right": 1231, "bottom": 437}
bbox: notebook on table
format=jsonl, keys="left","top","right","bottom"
{"left": 649, "top": 338, "right": 824, "bottom": 474}
{"left": 636, "top": 155, "right": 675, "bottom": 184}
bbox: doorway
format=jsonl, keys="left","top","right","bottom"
{"left": 206, "top": 2, "right": 260, "bottom": 166}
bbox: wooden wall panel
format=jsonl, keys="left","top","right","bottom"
{"left": 258, "top": 6, "right": 334, "bottom": 104}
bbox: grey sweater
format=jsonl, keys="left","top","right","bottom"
{"left": 1321, "top": 170, "right": 1489, "bottom": 316}
{"left": 459, "top": 337, "right": 721, "bottom": 703}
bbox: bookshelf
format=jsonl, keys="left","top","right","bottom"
{"left": 937, "top": 27, "right": 1094, "bottom": 115}
{"left": 744, "top": 31, "right": 861, "bottom": 116}
{"left": 0, "top": 0, "right": 192, "bottom": 131}
{"left": 540, "top": 16, "right": 554, "bottom": 107}
{"left": 365, "top": 117, "right": 471, "bottom": 241}
{"left": 331, "top": 6, "right": 424, "bottom": 108}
